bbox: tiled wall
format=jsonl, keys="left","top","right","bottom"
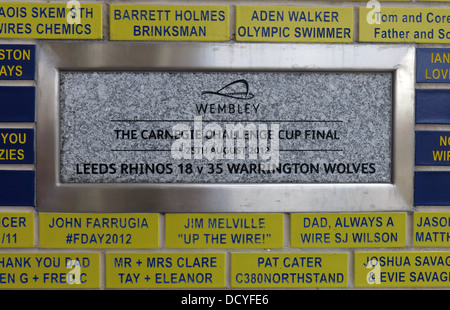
{"left": 1, "top": 0, "right": 450, "bottom": 290}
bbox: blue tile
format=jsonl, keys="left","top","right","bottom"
{"left": 0, "top": 45, "right": 35, "bottom": 80}
{"left": 0, "top": 170, "right": 35, "bottom": 206}
{"left": 417, "top": 48, "right": 450, "bottom": 83}
{"left": 0, "top": 128, "right": 34, "bottom": 164}
{"left": 416, "top": 89, "right": 450, "bottom": 124}
{"left": 0, "top": 86, "right": 35, "bottom": 122}
{"left": 416, "top": 131, "right": 450, "bottom": 166}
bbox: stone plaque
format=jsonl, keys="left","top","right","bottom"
{"left": 59, "top": 71, "right": 392, "bottom": 184}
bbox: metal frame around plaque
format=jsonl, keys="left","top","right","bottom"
{"left": 36, "top": 42, "right": 415, "bottom": 213}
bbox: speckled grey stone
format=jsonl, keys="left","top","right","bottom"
{"left": 59, "top": 71, "right": 392, "bottom": 183}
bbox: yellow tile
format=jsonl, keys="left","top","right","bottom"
{"left": 165, "top": 213, "right": 283, "bottom": 249}
{"left": 236, "top": 6, "right": 353, "bottom": 43}
{"left": 0, "top": 212, "right": 34, "bottom": 248}
{"left": 355, "top": 251, "right": 450, "bottom": 287}
{"left": 414, "top": 212, "right": 450, "bottom": 247}
{"left": 291, "top": 212, "right": 406, "bottom": 248}
{"left": 110, "top": 4, "right": 229, "bottom": 41}
{"left": 360, "top": 7, "right": 450, "bottom": 43}
{"left": 0, "top": 253, "right": 100, "bottom": 288}
{"left": 231, "top": 252, "right": 348, "bottom": 288}
{"left": 0, "top": 2, "right": 102, "bottom": 39}
{"left": 105, "top": 252, "right": 225, "bottom": 288}
{"left": 39, "top": 213, "right": 159, "bottom": 249}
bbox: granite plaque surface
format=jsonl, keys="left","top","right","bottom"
{"left": 59, "top": 71, "right": 392, "bottom": 183}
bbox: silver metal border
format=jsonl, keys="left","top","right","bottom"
{"left": 36, "top": 42, "right": 415, "bottom": 213}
